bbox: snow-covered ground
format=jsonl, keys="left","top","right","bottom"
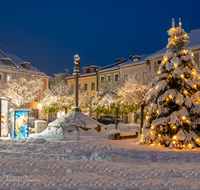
{"left": 0, "top": 123, "right": 200, "bottom": 189}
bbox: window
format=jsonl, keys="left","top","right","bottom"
{"left": 25, "top": 64, "right": 30, "bottom": 70}
{"left": 7, "top": 74, "right": 12, "bottom": 81}
{"left": 100, "top": 76, "right": 104, "bottom": 84}
{"left": 194, "top": 53, "right": 199, "bottom": 68}
{"left": 0, "top": 75, "right": 1, "bottom": 80}
{"left": 158, "top": 60, "right": 162, "bottom": 64}
{"left": 90, "top": 68, "right": 94, "bottom": 72}
{"left": 143, "top": 71, "right": 148, "bottom": 77}
{"left": 107, "top": 74, "right": 111, "bottom": 82}
{"left": 133, "top": 58, "right": 138, "bottom": 62}
{"left": 83, "top": 69, "right": 87, "bottom": 74}
{"left": 124, "top": 74, "right": 128, "bottom": 80}
{"left": 91, "top": 83, "right": 95, "bottom": 90}
{"left": 20, "top": 63, "right": 30, "bottom": 70}
{"left": 1, "top": 59, "right": 11, "bottom": 65}
{"left": 133, "top": 73, "right": 138, "bottom": 79}
{"left": 34, "top": 94, "right": 39, "bottom": 103}
{"left": 114, "top": 73, "right": 119, "bottom": 81}
{"left": 84, "top": 84, "right": 87, "bottom": 91}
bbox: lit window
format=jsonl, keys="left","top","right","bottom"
{"left": 7, "top": 74, "right": 12, "bottom": 81}
{"left": 133, "top": 58, "right": 138, "bottom": 62}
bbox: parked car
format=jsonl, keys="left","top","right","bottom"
{"left": 97, "top": 115, "right": 123, "bottom": 125}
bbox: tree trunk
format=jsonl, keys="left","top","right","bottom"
{"left": 64, "top": 107, "right": 67, "bottom": 114}
{"left": 47, "top": 107, "right": 49, "bottom": 124}
{"left": 89, "top": 107, "right": 92, "bottom": 117}
{"left": 140, "top": 104, "right": 145, "bottom": 134}
{"left": 115, "top": 108, "right": 118, "bottom": 129}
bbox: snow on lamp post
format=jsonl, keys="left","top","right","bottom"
{"left": 72, "top": 54, "right": 80, "bottom": 112}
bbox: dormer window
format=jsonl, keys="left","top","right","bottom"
{"left": 83, "top": 69, "right": 87, "bottom": 74}
{"left": 130, "top": 55, "right": 142, "bottom": 62}
{"left": 1, "top": 58, "right": 11, "bottom": 65}
{"left": 20, "top": 63, "right": 30, "bottom": 70}
{"left": 90, "top": 68, "right": 94, "bottom": 72}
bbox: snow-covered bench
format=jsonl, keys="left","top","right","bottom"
{"left": 108, "top": 129, "right": 138, "bottom": 140}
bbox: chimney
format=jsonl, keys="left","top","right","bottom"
{"left": 115, "top": 58, "right": 123, "bottom": 63}
{"left": 65, "top": 69, "right": 69, "bottom": 75}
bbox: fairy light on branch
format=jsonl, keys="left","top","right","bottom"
{"left": 182, "top": 116, "right": 186, "bottom": 120}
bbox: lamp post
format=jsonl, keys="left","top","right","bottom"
{"left": 72, "top": 54, "right": 80, "bottom": 112}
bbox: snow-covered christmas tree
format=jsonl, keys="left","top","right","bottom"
{"left": 141, "top": 19, "right": 200, "bottom": 149}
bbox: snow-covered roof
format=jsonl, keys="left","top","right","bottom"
{"left": 97, "top": 65, "right": 120, "bottom": 73}
{"left": 147, "top": 28, "right": 200, "bottom": 60}
{"left": 0, "top": 50, "right": 46, "bottom": 75}
{"left": 66, "top": 72, "right": 97, "bottom": 80}
{"left": 97, "top": 59, "right": 127, "bottom": 73}
{"left": 120, "top": 54, "right": 151, "bottom": 68}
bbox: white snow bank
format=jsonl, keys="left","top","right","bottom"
{"left": 30, "top": 126, "right": 63, "bottom": 139}
{"left": 48, "top": 111, "right": 103, "bottom": 129}
{"left": 30, "top": 124, "right": 109, "bottom": 140}
{"left": 106, "top": 122, "right": 140, "bottom": 133}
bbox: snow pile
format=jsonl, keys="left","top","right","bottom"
{"left": 79, "top": 128, "right": 108, "bottom": 137}
{"left": 48, "top": 111, "right": 103, "bottom": 129}
{"left": 30, "top": 125, "right": 109, "bottom": 140}
{"left": 30, "top": 126, "right": 63, "bottom": 139}
{"left": 105, "top": 122, "right": 140, "bottom": 133}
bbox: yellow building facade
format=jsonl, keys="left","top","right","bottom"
{"left": 66, "top": 66, "right": 98, "bottom": 118}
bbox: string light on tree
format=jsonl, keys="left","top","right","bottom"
{"left": 139, "top": 18, "right": 200, "bottom": 149}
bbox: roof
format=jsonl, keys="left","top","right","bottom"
{"left": 97, "top": 65, "right": 120, "bottom": 73}
{"left": 120, "top": 54, "right": 151, "bottom": 68}
{"left": 147, "top": 28, "right": 200, "bottom": 60}
{"left": 0, "top": 50, "right": 46, "bottom": 75}
{"left": 97, "top": 59, "right": 128, "bottom": 73}
{"left": 66, "top": 72, "right": 97, "bottom": 80}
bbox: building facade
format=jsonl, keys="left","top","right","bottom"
{"left": 97, "top": 58, "right": 127, "bottom": 90}
{"left": 49, "top": 69, "right": 71, "bottom": 89}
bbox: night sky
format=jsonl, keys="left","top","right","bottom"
{"left": 1, "top": 0, "right": 200, "bottom": 77}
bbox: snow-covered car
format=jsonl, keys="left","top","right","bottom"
{"left": 97, "top": 115, "right": 123, "bottom": 125}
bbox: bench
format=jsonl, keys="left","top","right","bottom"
{"left": 108, "top": 129, "right": 138, "bottom": 140}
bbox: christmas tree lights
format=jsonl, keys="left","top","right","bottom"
{"left": 140, "top": 19, "right": 200, "bottom": 149}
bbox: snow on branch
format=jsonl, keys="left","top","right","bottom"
{"left": 0, "top": 73, "right": 44, "bottom": 107}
